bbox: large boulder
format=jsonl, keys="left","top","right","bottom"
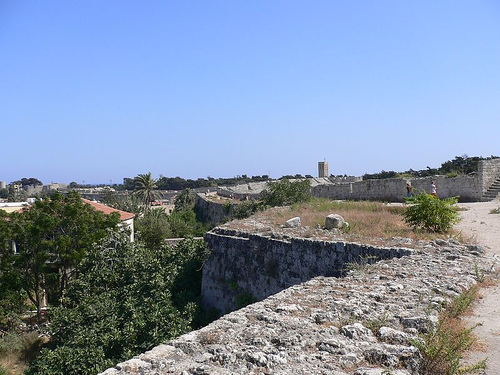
{"left": 325, "top": 214, "right": 347, "bottom": 230}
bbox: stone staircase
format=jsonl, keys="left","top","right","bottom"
{"left": 482, "top": 176, "right": 500, "bottom": 201}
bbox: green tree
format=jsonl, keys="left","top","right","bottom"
{"left": 0, "top": 188, "right": 8, "bottom": 199}
{"left": 7, "top": 186, "right": 27, "bottom": 202}
{"left": 13, "top": 178, "right": 43, "bottom": 187}
{"left": 7, "top": 192, "right": 120, "bottom": 322}
{"left": 27, "top": 233, "right": 200, "bottom": 375}
{"left": 174, "top": 188, "right": 195, "bottom": 212}
{"left": 260, "top": 179, "right": 312, "bottom": 207}
{"left": 168, "top": 209, "right": 209, "bottom": 238}
{"left": 135, "top": 208, "right": 170, "bottom": 249}
{"left": 403, "top": 191, "right": 460, "bottom": 232}
{"left": 0, "top": 211, "right": 29, "bottom": 328}
{"left": 132, "top": 172, "right": 162, "bottom": 209}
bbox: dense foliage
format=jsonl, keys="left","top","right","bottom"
{"left": 3, "top": 192, "right": 120, "bottom": 322}
{"left": 0, "top": 211, "right": 28, "bottom": 329}
{"left": 260, "top": 179, "right": 312, "bottom": 207}
{"left": 11, "top": 178, "right": 43, "bottom": 187}
{"left": 363, "top": 155, "right": 499, "bottom": 180}
{"left": 133, "top": 188, "right": 209, "bottom": 248}
{"left": 26, "top": 234, "right": 209, "bottom": 375}
{"left": 403, "top": 192, "right": 460, "bottom": 232}
{"left": 229, "top": 200, "right": 261, "bottom": 220}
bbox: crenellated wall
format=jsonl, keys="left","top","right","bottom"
{"left": 202, "top": 228, "right": 413, "bottom": 314}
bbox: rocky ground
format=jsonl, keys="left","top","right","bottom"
{"left": 102, "top": 233, "right": 495, "bottom": 374}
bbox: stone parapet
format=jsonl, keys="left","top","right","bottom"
{"left": 101, "top": 238, "right": 492, "bottom": 374}
{"left": 202, "top": 228, "right": 413, "bottom": 314}
{"left": 313, "top": 175, "right": 481, "bottom": 202}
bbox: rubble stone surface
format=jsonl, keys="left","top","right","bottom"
{"left": 101, "top": 237, "right": 493, "bottom": 375}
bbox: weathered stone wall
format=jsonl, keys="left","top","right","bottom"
{"left": 478, "top": 158, "right": 500, "bottom": 193}
{"left": 102, "top": 238, "right": 492, "bottom": 375}
{"left": 202, "top": 228, "right": 413, "bottom": 314}
{"left": 312, "top": 175, "right": 481, "bottom": 202}
{"left": 195, "top": 194, "right": 233, "bottom": 226}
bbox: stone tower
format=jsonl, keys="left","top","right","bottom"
{"left": 318, "top": 161, "right": 329, "bottom": 178}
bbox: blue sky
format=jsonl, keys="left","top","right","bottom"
{"left": 1, "top": 1, "right": 499, "bottom": 184}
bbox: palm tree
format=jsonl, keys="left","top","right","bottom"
{"left": 132, "top": 172, "right": 162, "bottom": 209}
{"left": 174, "top": 188, "right": 195, "bottom": 211}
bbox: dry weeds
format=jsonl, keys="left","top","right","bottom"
{"left": 227, "top": 198, "right": 469, "bottom": 247}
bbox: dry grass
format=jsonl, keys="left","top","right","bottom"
{"left": 0, "top": 331, "right": 46, "bottom": 375}
{"left": 413, "top": 286, "right": 487, "bottom": 374}
{"left": 250, "top": 198, "right": 466, "bottom": 245}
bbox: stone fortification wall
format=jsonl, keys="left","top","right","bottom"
{"left": 328, "top": 175, "right": 362, "bottom": 183}
{"left": 478, "top": 158, "right": 500, "bottom": 193}
{"left": 102, "top": 238, "right": 491, "bottom": 375}
{"left": 313, "top": 175, "right": 481, "bottom": 202}
{"left": 216, "top": 182, "right": 267, "bottom": 200}
{"left": 195, "top": 194, "right": 233, "bottom": 226}
{"left": 202, "top": 228, "right": 413, "bottom": 314}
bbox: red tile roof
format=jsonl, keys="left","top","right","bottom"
{"left": 82, "top": 199, "right": 135, "bottom": 221}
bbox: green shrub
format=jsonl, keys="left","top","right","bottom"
{"left": 260, "top": 179, "right": 311, "bottom": 207}
{"left": 403, "top": 192, "right": 460, "bottom": 233}
{"left": 230, "top": 200, "right": 260, "bottom": 219}
{"left": 411, "top": 287, "right": 486, "bottom": 374}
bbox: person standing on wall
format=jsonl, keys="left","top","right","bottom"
{"left": 406, "top": 182, "right": 413, "bottom": 198}
{"left": 430, "top": 180, "right": 438, "bottom": 198}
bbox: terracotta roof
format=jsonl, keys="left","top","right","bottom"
{"left": 82, "top": 199, "right": 135, "bottom": 221}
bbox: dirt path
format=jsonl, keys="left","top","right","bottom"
{"left": 455, "top": 198, "right": 500, "bottom": 374}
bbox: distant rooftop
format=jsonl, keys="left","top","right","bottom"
{"left": 0, "top": 202, "right": 28, "bottom": 214}
{"left": 82, "top": 199, "right": 135, "bottom": 221}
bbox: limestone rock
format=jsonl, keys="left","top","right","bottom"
{"left": 325, "top": 214, "right": 347, "bottom": 230}
{"left": 378, "top": 326, "right": 410, "bottom": 345}
{"left": 339, "top": 323, "right": 376, "bottom": 342}
{"left": 285, "top": 217, "right": 301, "bottom": 228}
{"left": 354, "top": 368, "right": 411, "bottom": 375}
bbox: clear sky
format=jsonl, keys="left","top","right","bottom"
{"left": 1, "top": 1, "right": 499, "bottom": 184}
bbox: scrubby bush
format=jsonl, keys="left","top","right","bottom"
{"left": 230, "top": 200, "right": 261, "bottom": 219}
{"left": 403, "top": 192, "right": 460, "bottom": 233}
{"left": 260, "top": 179, "right": 311, "bottom": 207}
{"left": 411, "top": 286, "right": 486, "bottom": 374}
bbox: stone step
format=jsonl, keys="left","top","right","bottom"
{"left": 484, "top": 194, "right": 499, "bottom": 198}
{"left": 482, "top": 193, "right": 500, "bottom": 201}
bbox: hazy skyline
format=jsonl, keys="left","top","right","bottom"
{"left": 2, "top": 1, "right": 499, "bottom": 184}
